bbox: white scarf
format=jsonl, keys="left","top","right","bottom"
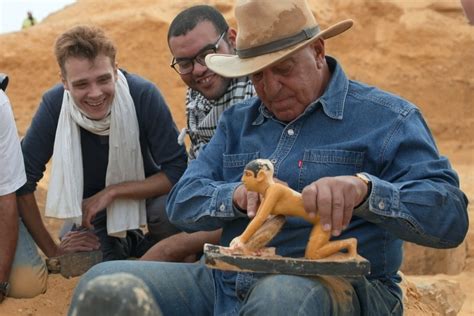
{"left": 45, "top": 70, "right": 146, "bottom": 238}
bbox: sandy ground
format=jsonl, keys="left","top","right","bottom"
{"left": 0, "top": 0, "right": 473, "bottom": 315}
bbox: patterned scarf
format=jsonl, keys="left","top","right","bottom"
{"left": 178, "top": 76, "right": 255, "bottom": 159}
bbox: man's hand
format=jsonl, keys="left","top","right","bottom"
{"left": 56, "top": 230, "right": 100, "bottom": 256}
{"left": 81, "top": 187, "right": 115, "bottom": 228}
{"left": 233, "top": 178, "right": 288, "bottom": 218}
{"left": 140, "top": 230, "right": 222, "bottom": 262}
{"left": 233, "top": 185, "right": 260, "bottom": 218}
{"left": 301, "top": 175, "right": 368, "bottom": 237}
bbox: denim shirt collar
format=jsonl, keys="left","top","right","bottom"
{"left": 253, "top": 56, "right": 349, "bottom": 126}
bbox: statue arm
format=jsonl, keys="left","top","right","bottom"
{"left": 240, "top": 190, "right": 277, "bottom": 243}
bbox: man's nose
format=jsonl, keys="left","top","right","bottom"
{"left": 88, "top": 84, "right": 102, "bottom": 97}
{"left": 192, "top": 60, "right": 208, "bottom": 76}
{"left": 262, "top": 73, "right": 282, "bottom": 97}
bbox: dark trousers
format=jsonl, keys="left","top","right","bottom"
{"left": 63, "top": 195, "right": 181, "bottom": 261}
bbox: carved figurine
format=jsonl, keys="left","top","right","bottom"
{"left": 231, "top": 159, "right": 358, "bottom": 260}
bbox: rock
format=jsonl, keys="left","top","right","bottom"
{"left": 402, "top": 273, "right": 465, "bottom": 316}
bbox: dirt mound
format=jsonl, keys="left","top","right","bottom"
{"left": 1, "top": 0, "right": 473, "bottom": 144}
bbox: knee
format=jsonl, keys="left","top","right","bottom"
{"left": 9, "top": 219, "right": 48, "bottom": 298}
{"left": 72, "top": 262, "right": 139, "bottom": 309}
{"left": 146, "top": 195, "right": 180, "bottom": 241}
{"left": 242, "top": 275, "right": 332, "bottom": 314}
{"left": 70, "top": 272, "right": 161, "bottom": 316}
{"left": 9, "top": 262, "right": 48, "bottom": 298}
{"left": 78, "top": 261, "right": 122, "bottom": 283}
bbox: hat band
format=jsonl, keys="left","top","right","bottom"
{"left": 236, "top": 26, "right": 320, "bottom": 59}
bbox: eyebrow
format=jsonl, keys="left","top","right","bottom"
{"left": 71, "top": 73, "right": 113, "bottom": 86}
{"left": 71, "top": 79, "right": 88, "bottom": 86}
{"left": 97, "top": 73, "right": 113, "bottom": 80}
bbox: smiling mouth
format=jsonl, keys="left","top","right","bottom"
{"left": 196, "top": 74, "right": 214, "bottom": 85}
{"left": 85, "top": 98, "right": 106, "bottom": 108}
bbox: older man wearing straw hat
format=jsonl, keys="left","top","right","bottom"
{"left": 69, "top": 0, "right": 468, "bottom": 315}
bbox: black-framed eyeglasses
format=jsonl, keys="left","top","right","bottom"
{"left": 170, "top": 30, "right": 227, "bottom": 75}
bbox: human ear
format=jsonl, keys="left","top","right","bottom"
{"left": 227, "top": 27, "right": 237, "bottom": 49}
{"left": 311, "top": 39, "right": 325, "bottom": 62}
{"left": 61, "top": 74, "right": 69, "bottom": 91}
{"left": 114, "top": 63, "right": 119, "bottom": 81}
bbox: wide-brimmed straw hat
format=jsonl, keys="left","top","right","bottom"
{"left": 205, "top": 0, "right": 353, "bottom": 78}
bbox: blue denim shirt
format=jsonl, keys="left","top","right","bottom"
{"left": 167, "top": 56, "right": 468, "bottom": 314}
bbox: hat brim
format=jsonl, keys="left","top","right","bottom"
{"left": 206, "top": 19, "right": 353, "bottom": 78}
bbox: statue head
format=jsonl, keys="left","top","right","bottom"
{"left": 241, "top": 159, "right": 274, "bottom": 191}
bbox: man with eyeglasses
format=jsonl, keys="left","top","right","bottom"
{"left": 70, "top": 0, "right": 468, "bottom": 314}
{"left": 168, "top": 5, "right": 255, "bottom": 160}
{"left": 140, "top": 5, "right": 256, "bottom": 262}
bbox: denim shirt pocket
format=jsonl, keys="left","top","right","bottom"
{"left": 223, "top": 152, "right": 260, "bottom": 180}
{"left": 297, "top": 149, "right": 365, "bottom": 191}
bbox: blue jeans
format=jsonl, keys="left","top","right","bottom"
{"left": 69, "top": 260, "right": 402, "bottom": 316}
{"left": 9, "top": 219, "right": 48, "bottom": 298}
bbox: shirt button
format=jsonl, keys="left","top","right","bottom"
{"left": 378, "top": 200, "right": 385, "bottom": 210}
{"left": 270, "top": 158, "right": 277, "bottom": 164}
{"left": 287, "top": 129, "right": 294, "bottom": 136}
{"left": 219, "top": 204, "right": 226, "bottom": 211}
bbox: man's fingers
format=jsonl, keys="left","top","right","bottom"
{"left": 60, "top": 243, "right": 100, "bottom": 253}
{"left": 61, "top": 231, "right": 100, "bottom": 252}
{"left": 246, "top": 191, "right": 259, "bottom": 218}
{"left": 302, "top": 184, "right": 317, "bottom": 219}
{"left": 316, "top": 184, "right": 332, "bottom": 233}
{"left": 342, "top": 202, "right": 353, "bottom": 230}
{"left": 233, "top": 184, "right": 248, "bottom": 210}
{"left": 302, "top": 176, "right": 360, "bottom": 236}
{"left": 82, "top": 211, "right": 95, "bottom": 229}
{"left": 81, "top": 217, "right": 90, "bottom": 229}
{"left": 81, "top": 211, "right": 89, "bottom": 228}
{"left": 63, "top": 245, "right": 98, "bottom": 253}
{"left": 331, "top": 189, "right": 345, "bottom": 236}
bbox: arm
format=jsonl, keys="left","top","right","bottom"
{"left": 18, "top": 193, "right": 100, "bottom": 256}
{"left": 17, "top": 193, "right": 59, "bottom": 257}
{"left": 301, "top": 175, "right": 367, "bottom": 237}
{"left": 167, "top": 112, "right": 250, "bottom": 233}
{"left": 16, "top": 89, "right": 61, "bottom": 256}
{"left": 82, "top": 77, "right": 187, "bottom": 227}
{"left": 0, "top": 92, "right": 23, "bottom": 285}
{"left": 238, "top": 190, "right": 275, "bottom": 243}
{"left": 82, "top": 172, "right": 172, "bottom": 227}
{"left": 354, "top": 109, "right": 468, "bottom": 248}
{"left": 0, "top": 194, "right": 18, "bottom": 283}
{"left": 140, "top": 229, "right": 222, "bottom": 262}
{"left": 17, "top": 87, "right": 99, "bottom": 254}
